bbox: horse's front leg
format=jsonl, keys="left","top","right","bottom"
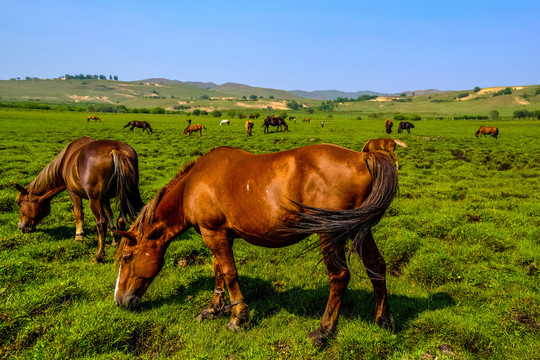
{"left": 309, "top": 236, "right": 350, "bottom": 346}
{"left": 89, "top": 199, "right": 107, "bottom": 262}
{"left": 196, "top": 257, "right": 227, "bottom": 321}
{"left": 67, "top": 190, "right": 85, "bottom": 241}
{"left": 200, "top": 228, "right": 249, "bottom": 331}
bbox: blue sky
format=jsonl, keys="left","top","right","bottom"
{"left": 1, "top": 0, "right": 539, "bottom": 93}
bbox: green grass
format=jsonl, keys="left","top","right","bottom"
{"left": 1, "top": 109, "right": 539, "bottom": 359}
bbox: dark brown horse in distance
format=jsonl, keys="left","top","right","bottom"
{"left": 263, "top": 116, "right": 288, "bottom": 133}
{"left": 87, "top": 115, "right": 101, "bottom": 122}
{"left": 398, "top": 121, "right": 415, "bottom": 134}
{"left": 362, "top": 138, "right": 408, "bottom": 169}
{"left": 183, "top": 123, "right": 207, "bottom": 136}
{"left": 114, "top": 144, "right": 398, "bottom": 346}
{"left": 123, "top": 121, "right": 153, "bottom": 133}
{"left": 15, "top": 137, "right": 143, "bottom": 262}
{"left": 385, "top": 119, "right": 393, "bottom": 134}
{"left": 475, "top": 126, "right": 499, "bottom": 138}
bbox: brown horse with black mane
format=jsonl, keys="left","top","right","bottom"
{"left": 183, "top": 124, "right": 207, "bottom": 136}
{"left": 15, "top": 137, "right": 143, "bottom": 262}
{"left": 362, "top": 138, "right": 408, "bottom": 169}
{"left": 114, "top": 144, "right": 398, "bottom": 345}
{"left": 123, "top": 120, "right": 153, "bottom": 133}
{"left": 475, "top": 126, "right": 499, "bottom": 138}
{"left": 384, "top": 119, "right": 393, "bottom": 134}
{"left": 87, "top": 115, "right": 101, "bottom": 122}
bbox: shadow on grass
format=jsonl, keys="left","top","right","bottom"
{"left": 141, "top": 274, "right": 454, "bottom": 333}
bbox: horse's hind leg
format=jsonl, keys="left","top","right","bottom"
{"left": 356, "top": 230, "right": 393, "bottom": 330}
{"left": 199, "top": 228, "right": 249, "bottom": 331}
{"left": 88, "top": 199, "right": 108, "bottom": 262}
{"left": 102, "top": 200, "right": 121, "bottom": 246}
{"left": 309, "top": 236, "right": 350, "bottom": 346}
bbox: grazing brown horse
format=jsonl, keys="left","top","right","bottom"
{"left": 398, "top": 121, "right": 415, "bottom": 134}
{"left": 362, "top": 138, "right": 408, "bottom": 169}
{"left": 245, "top": 120, "right": 254, "bottom": 136}
{"left": 183, "top": 124, "right": 207, "bottom": 136}
{"left": 114, "top": 144, "right": 398, "bottom": 345}
{"left": 263, "top": 116, "right": 288, "bottom": 133}
{"left": 87, "top": 115, "right": 101, "bottom": 122}
{"left": 475, "top": 126, "right": 499, "bottom": 138}
{"left": 384, "top": 119, "right": 393, "bottom": 134}
{"left": 303, "top": 118, "right": 310, "bottom": 123}
{"left": 15, "top": 137, "right": 143, "bottom": 262}
{"left": 123, "top": 121, "right": 153, "bottom": 133}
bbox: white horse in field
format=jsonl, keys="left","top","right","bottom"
{"left": 220, "top": 119, "right": 230, "bottom": 126}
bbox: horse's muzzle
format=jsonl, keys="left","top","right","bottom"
{"left": 18, "top": 222, "right": 35, "bottom": 233}
{"left": 115, "top": 295, "right": 141, "bottom": 310}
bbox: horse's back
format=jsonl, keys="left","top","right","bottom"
{"left": 181, "top": 144, "right": 375, "bottom": 246}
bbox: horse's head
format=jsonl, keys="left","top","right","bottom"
{"left": 475, "top": 130, "right": 480, "bottom": 137}
{"left": 14, "top": 184, "right": 56, "bottom": 233}
{"left": 114, "top": 228, "right": 168, "bottom": 309}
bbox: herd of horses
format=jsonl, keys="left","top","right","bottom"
{"left": 14, "top": 114, "right": 500, "bottom": 345}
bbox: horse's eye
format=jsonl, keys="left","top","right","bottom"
{"left": 123, "top": 254, "right": 133, "bottom": 263}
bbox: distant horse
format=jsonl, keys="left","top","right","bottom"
{"left": 123, "top": 121, "right": 153, "bottom": 133}
{"left": 263, "top": 116, "right": 288, "bottom": 133}
{"left": 398, "top": 121, "right": 415, "bottom": 134}
{"left": 15, "top": 137, "right": 143, "bottom": 262}
{"left": 321, "top": 121, "right": 324, "bottom": 128}
{"left": 114, "top": 144, "right": 398, "bottom": 346}
{"left": 239, "top": 115, "right": 246, "bottom": 119}
{"left": 362, "top": 138, "right": 408, "bottom": 169}
{"left": 475, "top": 126, "right": 499, "bottom": 138}
{"left": 289, "top": 117, "right": 296, "bottom": 123}
{"left": 385, "top": 119, "right": 393, "bottom": 134}
{"left": 220, "top": 119, "right": 230, "bottom": 126}
{"left": 248, "top": 114, "right": 256, "bottom": 119}
{"left": 183, "top": 124, "right": 207, "bottom": 136}
{"left": 245, "top": 120, "right": 254, "bottom": 136}
{"left": 87, "top": 115, "right": 101, "bottom": 122}
{"left": 303, "top": 118, "right": 310, "bottom": 123}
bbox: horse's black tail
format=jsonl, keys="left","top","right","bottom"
{"left": 286, "top": 152, "right": 398, "bottom": 267}
{"left": 110, "top": 150, "right": 144, "bottom": 224}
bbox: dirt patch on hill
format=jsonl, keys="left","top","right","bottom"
{"left": 66, "top": 94, "right": 114, "bottom": 103}
{"left": 477, "top": 86, "right": 525, "bottom": 95}
{"left": 370, "top": 96, "right": 398, "bottom": 102}
{"left": 514, "top": 96, "right": 529, "bottom": 105}
{"left": 236, "top": 101, "right": 289, "bottom": 110}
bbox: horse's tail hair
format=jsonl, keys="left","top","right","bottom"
{"left": 110, "top": 150, "right": 143, "bottom": 223}
{"left": 285, "top": 152, "right": 398, "bottom": 270}
{"left": 393, "top": 139, "right": 408, "bottom": 148}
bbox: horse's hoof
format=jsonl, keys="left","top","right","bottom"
{"left": 91, "top": 256, "right": 104, "bottom": 264}
{"left": 307, "top": 329, "right": 331, "bottom": 347}
{"left": 226, "top": 319, "right": 244, "bottom": 332}
{"left": 376, "top": 315, "right": 395, "bottom": 332}
{"left": 196, "top": 309, "right": 216, "bottom": 322}
{"left": 75, "top": 235, "right": 84, "bottom": 241}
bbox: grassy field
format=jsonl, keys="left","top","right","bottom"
{"left": 1, "top": 109, "right": 539, "bottom": 359}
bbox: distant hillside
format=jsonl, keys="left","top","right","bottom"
{"left": 290, "top": 89, "right": 388, "bottom": 100}
{"left": 140, "top": 78, "right": 217, "bottom": 89}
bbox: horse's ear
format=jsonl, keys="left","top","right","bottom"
{"left": 15, "top": 184, "right": 28, "bottom": 195}
{"left": 117, "top": 230, "right": 138, "bottom": 246}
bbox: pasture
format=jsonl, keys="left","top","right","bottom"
{"left": 0, "top": 109, "right": 539, "bottom": 359}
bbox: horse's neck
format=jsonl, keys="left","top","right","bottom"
{"left": 27, "top": 148, "right": 67, "bottom": 196}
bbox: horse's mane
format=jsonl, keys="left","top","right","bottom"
{"left": 26, "top": 146, "right": 68, "bottom": 195}
{"left": 131, "top": 160, "right": 197, "bottom": 233}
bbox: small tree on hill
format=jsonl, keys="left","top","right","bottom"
{"left": 489, "top": 110, "right": 499, "bottom": 120}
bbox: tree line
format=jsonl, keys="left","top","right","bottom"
{"left": 64, "top": 74, "right": 119, "bottom": 80}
